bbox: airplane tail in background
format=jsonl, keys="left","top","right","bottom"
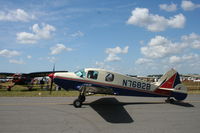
{"left": 157, "top": 69, "right": 187, "bottom": 101}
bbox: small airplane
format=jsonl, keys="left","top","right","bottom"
{"left": 48, "top": 68, "right": 188, "bottom": 108}
{"left": 0, "top": 70, "right": 67, "bottom": 91}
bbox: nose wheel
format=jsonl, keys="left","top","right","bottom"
{"left": 73, "top": 86, "right": 86, "bottom": 108}
{"left": 73, "top": 95, "right": 86, "bottom": 108}
{"left": 73, "top": 99, "right": 82, "bottom": 108}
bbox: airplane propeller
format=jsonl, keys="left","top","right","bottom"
{"left": 49, "top": 64, "right": 55, "bottom": 94}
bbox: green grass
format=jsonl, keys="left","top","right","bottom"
{"left": 182, "top": 81, "right": 200, "bottom": 94}
{"left": 0, "top": 83, "right": 106, "bottom": 97}
{"left": 187, "top": 90, "right": 200, "bottom": 94}
{"left": 0, "top": 83, "right": 80, "bottom": 97}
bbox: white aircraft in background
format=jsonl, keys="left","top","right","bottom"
{"left": 48, "top": 68, "right": 187, "bottom": 108}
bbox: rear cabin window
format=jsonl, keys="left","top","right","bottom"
{"left": 87, "top": 71, "right": 98, "bottom": 80}
{"left": 105, "top": 73, "right": 114, "bottom": 82}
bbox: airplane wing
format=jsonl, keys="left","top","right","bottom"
{"left": 0, "top": 71, "right": 68, "bottom": 79}
{"left": 25, "top": 71, "right": 68, "bottom": 78}
{"left": 0, "top": 71, "right": 68, "bottom": 83}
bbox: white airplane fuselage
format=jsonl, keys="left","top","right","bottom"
{"left": 52, "top": 68, "right": 187, "bottom": 101}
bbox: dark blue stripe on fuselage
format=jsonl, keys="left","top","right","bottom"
{"left": 54, "top": 77, "right": 83, "bottom": 90}
{"left": 54, "top": 77, "right": 169, "bottom": 98}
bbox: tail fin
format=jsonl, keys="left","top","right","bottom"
{"left": 158, "top": 69, "right": 181, "bottom": 89}
{"left": 158, "top": 69, "right": 187, "bottom": 101}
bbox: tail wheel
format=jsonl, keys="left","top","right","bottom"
{"left": 165, "top": 98, "right": 175, "bottom": 103}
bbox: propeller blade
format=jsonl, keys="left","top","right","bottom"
{"left": 49, "top": 64, "right": 55, "bottom": 94}
{"left": 49, "top": 74, "right": 54, "bottom": 94}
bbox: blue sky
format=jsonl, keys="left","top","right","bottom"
{"left": 0, "top": 0, "right": 200, "bottom": 75}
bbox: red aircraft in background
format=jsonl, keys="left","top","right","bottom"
{"left": 0, "top": 70, "right": 67, "bottom": 91}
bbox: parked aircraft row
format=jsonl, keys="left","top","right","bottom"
{"left": 0, "top": 70, "right": 67, "bottom": 91}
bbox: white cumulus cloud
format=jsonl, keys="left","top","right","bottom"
{"left": 27, "top": 55, "right": 32, "bottom": 59}
{"left": 169, "top": 54, "right": 199, "bottom": 64}
{"left": 135, "top": 58, "right": 153, "bottom": 65}
{"left": 9, "top": 59, "right": 25, "bottom": 64}
{"left": 70, "top": 31, "right": 84, "bottom": 38}
{"left": 140, "top": 33, "right": 200, "bottom": 59}
{"left": 105, "top": 46, "right": 129, "bottom": 62}
{"left": 47, "top": 57, "right": 56, "bottom": 63}
{"left": 16, "top": 23, "right": 56, "bottom": 44}
{"left": 169, "top": 56, "right": 181, "bottom": 63}
{"left": 159, "top": 3, "right": 177, "bottom": 12}
{"left": 39, "top": 57, "right": 56, "bottom": 63}
{"left": 136, "top": 33, "right": 200, "bottom": 73}
{"left": 50, "top": 44, "right": 72, "bottom": 55}
{"left": 141, "top": 36, "right": 185, "bottom": 58}
{"left": 0, "top": 49, "right": 20, "bottom": 58}
{"left": 0, "top": 9, "right": 35, "bottom": 22}
{"left": 181, "top": 0, "right": 200, "bottom": 11}
{"left": 181, "top": 33, "right": 200, "bottom": 49}
{"left": 127, "top": 8, "right": 185, "bottom": 32}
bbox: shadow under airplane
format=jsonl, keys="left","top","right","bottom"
{"left": 82, "top": 97, "right": 195, "bottom": 123}
{"left": 170, "top": 101, "right": 195, "bottom": 107}
{"left": 88, "top": 98, "right": 134, "bottom": 123}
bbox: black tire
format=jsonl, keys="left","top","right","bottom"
{"left": 165, "top": 98, "right": 175, "bottom": 103}
{"left": 78, "top": 95, "right": 86, "bottom": 102}
{"left": 73, "top": 99, "right": 82, "bottom": 108}
{"left": 169, "top": 99, "right": 175, "bottom": 103}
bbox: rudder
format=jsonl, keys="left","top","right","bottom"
{"left": 158, "top": 69, "right": 180, "bottom": 88}
{"left": 158, "top": 69, "right": 187, "bottom": 101}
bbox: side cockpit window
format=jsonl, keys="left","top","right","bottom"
{"left": 75, "top": 69, "right": 86, "bottom": 78}
{"left": 87, "top": 71, "right": 98, "bottom": 80}
{"left": 105, "top": 73, "right": 114, "bottom": 82}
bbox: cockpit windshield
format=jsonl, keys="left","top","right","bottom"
{"left": 74, "top": 69, "right": 86, "bottom": 78}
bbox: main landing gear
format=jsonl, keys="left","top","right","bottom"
{"left": 73, "top": 86, "right": 86, "bottom": 108}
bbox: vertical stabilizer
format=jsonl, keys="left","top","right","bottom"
{"left": 157, "top": 69, "right": 187, "bottom": 101}
{"left": 158, "top": 69, "right": 181, "bottom": 88}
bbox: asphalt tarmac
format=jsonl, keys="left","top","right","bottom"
{"left": 0, "top": 95, "right": 200, "bottom": 133}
